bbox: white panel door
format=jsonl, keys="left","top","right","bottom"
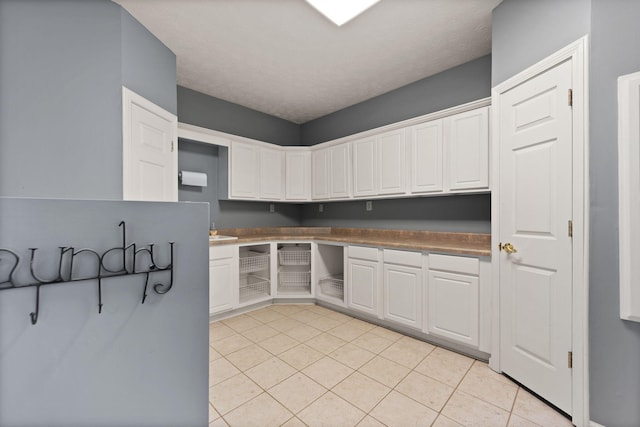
{"left": 285, "top": 151, "right": 311, "bottom": 201}
{"left": 230, "top": 142, "right": 259, "bottom": 199}
{"left": 260, "top": 148, "right": 283, "bottom": 200}
{"left": 210, "top": 258, "right": 236, "bottom": 315}
{"left": 428, "top": 270, "right": 479, "bottom": 346}
{"left": 352, "top": 137, "right": 377, "bottom": 197}
{"left": 347, "top": 258, "right": 378, "bottom": 316}
{"left": 410, "top": 120, "right": 444, "bottom": 193}
{"left": 499, "top": 60, "right": 573, "bottom": 413}
{"left": 329, "top": 144, "right": 350, "bottom": 198}
{"left": 123, "top": 87, "right": 177, "bottom": 201}
{"left": 447, "top": 107, "right": 489, "bottom": 191}
{"left": 384, "top": 264, "right": 421, "bottom": 329}
{"left": 311, "top": 149, "right": 329, "bottom": 200}
{"left": 378, "top": 130, "right": 405, "bottom": 195}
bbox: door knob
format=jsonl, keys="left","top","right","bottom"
{"left": 499, "top": 242, "right": 518, "bottom": 254}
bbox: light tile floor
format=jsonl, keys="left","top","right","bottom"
{"left": 209, "top": 304, "right": 573, "bottom": 427}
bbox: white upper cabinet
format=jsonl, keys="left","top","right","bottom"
{"left": 353, "top": 130, "right": 406, "bottom": 198}
{"left": 259, "top": 147, "right": 284, "bottom": 200}
{"left": 409, "top": 120, "right": 444, "bottom": 194}
{"left": 445, "top": 106, "right": 489, "bottom": 191}
{"left": 352, "top": 136, "right": 378, "bottom": 197}
{"left": 311, "top": 148, "right": 330, "bottom": 200}
{"left": 230, "top": 141, "right": 260, "bottom": 199}
{"left": 186, "top": 100, "right": 490, "bottom": 203}
{"left": 378, "top": 129, "right": 406, "bottom": 195}
{"left": 285, "top": 151, "right": 311, "bottom": 201}
{"left": 329, "top": 144, "right": 351, "bottom": 198}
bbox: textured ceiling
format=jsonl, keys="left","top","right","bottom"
{"left": 114, "top": 0, "right": 501, "bottom": 124}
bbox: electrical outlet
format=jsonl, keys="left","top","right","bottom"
{"left": 269, "top": 203, "right": 275, "bottom": 213}
{"left": 366, "top": 201, "right": 373, "bottom": 211}
{"left": 319, "top": 204, "right": 324, "bottom": 213}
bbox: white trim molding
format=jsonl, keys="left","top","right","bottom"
{"left": 490, "top": 35, "right": 590, "bottom": 427}
{"left": 618, "top": 71, "right": 640, "bottom": 322}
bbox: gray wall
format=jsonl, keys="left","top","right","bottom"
{"left": 491, "top": 0, "right": 591, "bottom": 86}
{"left": 177, "top": 86, "right": 300, "bottom": 146}
{"left": 0, "top": 0, "right": 177, "bottom": 200}
{"left": 121, "top": 8, "right": 177, "bottom": 115}
{"left": 0, "top": 198, "right": 209, "bottom": 427}
{"left": 588, "top": 1, "right": 640, "bottom": 425}
{"left": 178, "top": 139, "right": 302, "bottom": 228}
{"left": 0, "top": 0, "right": 123, "bottom": 199}
{"left": 301, "top": 195, "right": 491, "bottom": 233}
{"left": 300, "top": 55, "right": 492, "bottom": 145}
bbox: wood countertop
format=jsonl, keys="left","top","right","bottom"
{"left": 210, "top": 227, "right": 491, "bottom": 257}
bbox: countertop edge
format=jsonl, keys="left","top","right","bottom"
{"left": 210, "top": 234, "right": 491, "bottom": 257}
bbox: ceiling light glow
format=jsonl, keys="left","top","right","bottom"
{"left": 305, "top": 0, "right": 381, "bottom": 26}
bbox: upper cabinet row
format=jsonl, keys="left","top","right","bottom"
{"left": 223, "top": 105, "right": 489, "bottom": 202}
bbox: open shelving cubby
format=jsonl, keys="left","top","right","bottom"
{"left": 277, "top": 243, "right": 311, "bottom": 296}
{"left": 239, "top": 244, "right": 271, "bottom": 304}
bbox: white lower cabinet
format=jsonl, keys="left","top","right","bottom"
{"left": 209, "top": 245, "right": 239, "bottom": 315}
{"left": 383, "top": 249, "right": 422, "bottom": 329}
{"left": 347, "top": 246, "right": 380, "bottom": 317}
{"left": 211, "top": 240, "right": 489, "bottom": 354}
{"left": 426, "top": 254, "right": 480, "bottom": 347}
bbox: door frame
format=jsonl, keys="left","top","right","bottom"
{"left": 490, "top": 36, "right": 590, "bottom": 426}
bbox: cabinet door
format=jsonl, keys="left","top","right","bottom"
{"left": 352, "top": 137, "right": 377, "bottom": 197}
{"left": 427, "top": 270, "right": 479, "bottom": 347}
{"left": 285, "top": 151, "right": 311, "bottom": 200}
{"left": 446, "top": 107, "right": 489, "bottom": 191}
{"left": 384, "top": 264, "right": 422, "bottom": 329}
{"left": 347, "top": 258, "right": 378, "bottom": 316}
{"left": 329, "top": 144, "right": 350, "bottom": 198}
{"left": 210, "top": 257, "right": 236, "bottom": 315}
{"left": 410, "top": 120, "right": 444, "bottom": 194}
{"left": 260, "top": 147, "right": 284, "bottom": 200}
{"left": 311, "top": 149, "right": 330, "bottom": 200}
{"left": 378, "top": 130, "right": 405, "bottom": 195}
{"left": 230, "top": 141, "right": 259, "bottom": 199}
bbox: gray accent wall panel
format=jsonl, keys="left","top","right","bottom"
{"left": 301, "top": 195, "right": 491, "bottom": 233}
{"left": 121, "top": 8, "right": 177, "bottom": 115}
{"left": 491, "top": 0, "right": 591, "bottom": 86}
{"left": 0, "top": 198, "right": 209, "bottom": 426}
{"left": 589, "top": 1, "right": 640, "bottom": 425}
{"left": 177, "top": 86, "right": 301, "bottom": 146}
{"left": 178, "top": 139, "right": 302, "bottom": 228}
{"left": 300, "top": 55, "right": 491, "bottom": 145}
{"left": 0, "top": 0, "right": 124, "bottom": 199}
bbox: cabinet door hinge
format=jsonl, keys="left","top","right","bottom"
{"left": 568, "top": 89, "right": 573, "bottom": 107}
{"left": 568, "top": 220, "right": 573, "bottom": 238}
{"left": 568, "top": 351, "right": 573, "bottom": 369}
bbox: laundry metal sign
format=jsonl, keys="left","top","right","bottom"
{"left": 0, "top": 221, "right": 174, "bottom": 325}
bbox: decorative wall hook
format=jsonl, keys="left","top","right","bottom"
{"left": 0, "top": 222, "right": 175, "bottom": 325}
